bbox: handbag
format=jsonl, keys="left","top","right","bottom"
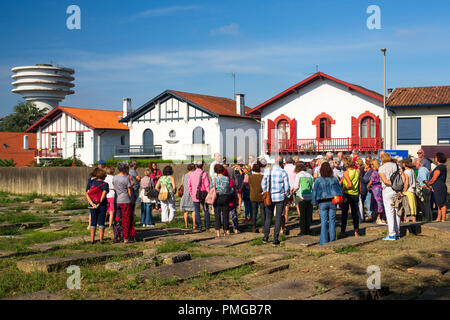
{"left": 262, "top": 170, "right": 272, "bottom": 207}
{"left": 205, "top": 178, "right": 217, "bottom": 205}
{"left": 87, "top": 181, "right": 106, "bottom": 204}
{"left": 145, "top": 179, "right": 159, "bottom": 199}
{"left": 178, "top": 184, "right": 184, "bottom": 198}
{"left": 158, "top": 178, "right": 169, "bottom": 201}
{"left": 196, "top": 171, "right": 208, "bottom": 202}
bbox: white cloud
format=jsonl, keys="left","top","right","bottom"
{"left": 211, "top": 23, "right": 240, "bottom": 36}
{"left": 130, "top": 5, "right": 199, "bottom": 20}
{"left": 394, "top": 27, "right": 432, "bottom": 37}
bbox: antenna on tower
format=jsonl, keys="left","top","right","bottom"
{"left": 231, "top": 72, "right": 236, "bottom": 99}
{"left": 304, "top": 65, "right": 319, "bottom": 76}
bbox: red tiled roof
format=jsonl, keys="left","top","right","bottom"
{"left": 248, "top": 72, "right": 383, "bottom": 114}
{"left": 170, "top": 90, "right": 258, "bottom": 119}
{"left": 387, "top": 86, "right": 450, "bottom": 107}
{"left": 0, "top": 132, "right": 36, "bottom": 166}
{"left": 26, "top": 106, "right": 129, "bottom": 132}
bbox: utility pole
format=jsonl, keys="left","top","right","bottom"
{"left": 381, "top": 48, "right": 387, "bottom": 150}
{"left": 232, "top": 72, "right": 236, "bottom": 99}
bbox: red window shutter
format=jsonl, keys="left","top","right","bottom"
{"left": 351, "top": 116, "right": 359, "bottom": 149}
{"left": 375, "top": 115, "right": 381, "bottom": 148}
{"left": 325, "top": 119, "right": 331, "bottom": 139}
{"left": 267, "top": 119, "right": 275, "bottom": 153}
{"left": 290, "top": 118, "right": 296, "bottom": 152}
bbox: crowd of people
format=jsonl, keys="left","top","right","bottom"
{"left": 85, "top": 149, "right": 448, "bottom": 246}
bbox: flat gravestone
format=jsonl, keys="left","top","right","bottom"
{"left": 305, "top": 286, "right": 363, "bottom": 300}
{"left": 250, "top": 252, "right": 290, "bottom": 264}
{"left": 247, "top": 279, "right": 319, "bottom": 300}
{"left": 132, "top": 256, "right": 252, "bottom": 282}
{"left": 421, "top": 222, "right": 450, "bottom": 239}
{"left": 0, "top": 222, "right": 44, "bottom": 230}
{"left": 2, "top": 290, "right": 66, "bottom": 300}
{"left": 309, "top": 236, "right": 381, "bottom": 252}
{"left": 435, "top": 251, "right": 450, "bottom": 259}
{"left": 407, "top": 257, "right": 450, "bottom": 276}
{"left": 389, "top": 255, "right": 421, "bottom": 271}
{"left": 169, "top": 232, "right": 216, "bottom": 243}
{"left": 418, "top": 287, "right": 450, "bottom": 300}
{"left": 105, "top": 257, "right": 157, "bottom": 272}
{"left": 200, "top": 232, "right": 261, "bottom": 247}
{"left": 159, "top": 252, "right": 191, "bottom": 264}
{"left": 141, "top": 229, "right": 193, "bottom": 242}
{"left": 37, "top": 222, "right": 71, "bottom": 232}
{"left": 28, "top": 235, "right": 90, "bottom": 253}
{"left": 285, "top": 235, "right": 320, "bottom": 249}
{"left": 17, "top": 250, "right": 142, "bottom": 273}
{"left": 253, "top": 263, "right": 290, "bottom": 277}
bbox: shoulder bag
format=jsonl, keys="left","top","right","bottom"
{"left": 262, "top": 170, "right": 272, "bottom": 207}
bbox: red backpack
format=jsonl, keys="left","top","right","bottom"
{"left": 87, "top": 181, "right": 107, "bottom": 204}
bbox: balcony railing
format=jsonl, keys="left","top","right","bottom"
{"left": 35, "top": 148, "right": 63, "bottom": 158}
{"left": 113, "top": 145, "right": 162, "bottom": 158}
{"left": 265, "top": 137, "right": 382, "bottom": 153}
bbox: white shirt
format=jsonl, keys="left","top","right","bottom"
{"left": 105, "top": 174, "right": 115, "bottom": 198}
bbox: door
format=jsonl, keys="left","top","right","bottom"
{"left": 143, "top": 129, "right": 154, "bottom": 154}
{"left": 277, "top": 120, "right": 290, "bottom": 151}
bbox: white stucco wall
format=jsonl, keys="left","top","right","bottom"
{"left": 218, "top": 117, "right": 261, "bottom": 160}
{"left": 260, "top": 78, "right": 384, "bottom": 141}
{"left": 386, "top": 106, "right": 450, "bottom": 156}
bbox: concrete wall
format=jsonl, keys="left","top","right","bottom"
{"left": 0, "top": 164, "right": 210, "bottom": 196}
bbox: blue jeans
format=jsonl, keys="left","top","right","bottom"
{"left": 141, "top": 202, "right": 153, "bottom": 225}
{"left": 318, "top": 201, "right": 336, "bottom": 245}
{"left": 243, "top": 199, "right": 251, "bottom": 219}
{"left": 194, "top": 201, "right": 210, "bottom": 230}
{"left": 90, "top": 204, "right": 107, "bottom": 229}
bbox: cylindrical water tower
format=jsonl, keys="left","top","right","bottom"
{"left": 11, "top": 64, "right": 75, "bottom": 112}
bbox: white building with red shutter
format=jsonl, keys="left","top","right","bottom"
{"left": 247, "top": 72, "right": 385, "bottom": 161}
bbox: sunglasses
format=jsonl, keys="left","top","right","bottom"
{"left": 417, "top": 152, "right": 423, "bottom": 154}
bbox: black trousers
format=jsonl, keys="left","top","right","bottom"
{"left": 214, "top": 194, "right": 229, "bottom": 231}
{"left": 341, "top": 193, "right": 360, "bottom": 233}
{"left": 298, "top": 198, "right": 313, "bottom": 235}
{"left": 251, "top": 201, "right": 264, "bottom": 228}
{"left": 263, "top": 201, "right": 285, "bottom": 243}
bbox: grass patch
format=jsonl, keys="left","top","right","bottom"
{"left": 0, "top": 212, "right": 48, "bottom": 225}
{"left": 215, "top": 264, "right": 253, "bottom": 280}
{"left": 160, "top": 218, "right": 188, "bottom": 229}
{"left": 249, "top": 237, "right": 264, "bottom": 246}
{"left": 333, "top": 245, "right": 360, "bottom": 254}
{"left": 305, "top": 251, "right": 326, "bottom": 258}
{"left": 61, "top": 196, "right": 87, "bottom": 211}
{"left": 156, "top": 239, "right": 196, "bottom": 254}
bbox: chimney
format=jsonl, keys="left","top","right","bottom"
{"left": 387, "top": 88, "right": 393, "bottom": 97}
{"left": 123, "top": 98, "right": 131, "bottom": 118}
{"left": 235, "top": 94, "right": 245, "bottom": 115}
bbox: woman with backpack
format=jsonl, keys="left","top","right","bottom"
{"left": 156, "top": 165, "right": 176, "bottom": 223}
{"left": 180, "top": 164, "right": 196, "bottom": 229}
{"left": 312, "top": 162, "right": 343, "bottom": 245}
{"left": 139, "top": 169, "right": 156, "bottom": 227}
{"left": 294, "top": 162, "right": 314, "bottom": 235}
{"left": 86, "top": 168, "right": 109, "bottom": 244}
{"left": 379, "top": 152, "right": 404, "bottom": 240}
{"left": 340, "top": 156, "right": 361, "bottom": 237}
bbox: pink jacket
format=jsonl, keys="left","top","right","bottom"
{"left": 188, "top": 168, "right": 211, "bottom": 202}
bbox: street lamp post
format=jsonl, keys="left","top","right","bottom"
{"left": 381, "top": 48, "right": 387, "bottom": 149}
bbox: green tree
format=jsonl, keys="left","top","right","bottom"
{"left": 0, "top": 101, "right": 48, "bottom": 132}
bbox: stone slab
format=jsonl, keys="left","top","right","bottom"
{"left": 309, "top": 236, "right": 381, "bottom": 251}
{"left": 140, "top": 228, "right": 193, "bottom": 242}
{"left": 407, "top": 257, "right": 450, "bottom": 276}
{"left": 389, "top": 255, "right": 422, "bottom": 271}
{"left": 435, "top": 251, "right": 450, "bottom": 259}
{"left": 200, "top": 232, "right": 261, "bottom": 247}
{"left": 247, "top": 279, "right": 319, "bottom": 300}
{"left": 168, "top": 232, "right": 216, "bottom": 243}
{"left": 418, "top": 287, "right": 450, "bottom": 300}
{"left": 158, "top": 251, "right": 191, "bottom": 265}
{"left": 105, "top": 257, "right": 156, "bottom": 272}
{"left": 132, "top": 256, "right": 252, "bottom": 282}
{"left": 253, "top": 263, "right": 290, "bottom": 277}
{"left": 250, "top": 252, "right": 290, "bottom": 264}
{"left": 0, "top": 222, "right": 44, "bottom": 230}
{"left": 17, "top": 250, "right": 142, "bottom": 273}
{"left": 143, "top": 248, "right": 158, "bottom": 258}
{"left": 285, "top": 235, "right": 320, "bottom": 249}
{"left": 2, "top": 290, "right": 66, "bottom": 300}
{"left": 28, "top": 235, "right": 90, "bottom": 253}
{"left": 421, "top": 222, "right": 450, "bottom": 239}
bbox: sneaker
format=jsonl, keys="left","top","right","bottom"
{"left": 148, "top": 224, "right": 155, "bottom": 228}
{"left": 142, "top": 224, "right": 147, "bottom": 227}
{"left": 262, "top": 238, "right": 268, "bottom": 244}
{"left": 382, "top": 235, "right": 397, "bottom": 241}
{"left": 272, "top": 241, "right": 281, "bottom": 246}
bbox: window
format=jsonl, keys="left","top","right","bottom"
{"left": 193, "top": 127, "right": 205, "bottom": 144}
{"left": 360, "top": 117, "right": 375, "bottom": 138}
{"left": 121, "top": 135, "right": 126, "bottom": 145}
{"left": 397, "top": 118, "right": 421, "bottom": 145}
{"left": 76, "top": 132, "right": 84, "bottom": 148}
{"left": 143, "top": 129, "right": 153, "bottom": 146}
{"left": 319, "top": 118, "right": 331, "bottom": 139}
{"left": 277, "top": 120, "right": 290, "bottom": 140}
{"left": 438, "top": 117, "right": 450, "bottom": 144}
{"left": 169, "top": 130, "right": 176, "bottom": 138}
{"left": 50, "top": 134, "right": 57, "bottom": 149}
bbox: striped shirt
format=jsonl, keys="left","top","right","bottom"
{"left": 261, "top": 165, "right": 291, "bottom": 202}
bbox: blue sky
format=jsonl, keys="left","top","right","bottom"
{"left": 1, "top": 0, "right": 449, "bottom": 116}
